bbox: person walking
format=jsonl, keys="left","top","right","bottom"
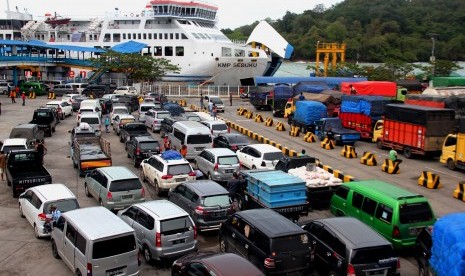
{"left": 9, "top": 89, "right": 16, "bottom": 103}
{"left": 227, "top": 172, "right": 246, "bottom": 210}
{"left": 21, "top": 92, "right": 26, "bottom": 106}
{"left": 389, "top": 147, "right": 402, "bottom": 164}
{"left": 179, "top": 142, "right": 187, "bottom": 158}
{"left": 35, "top": 139, "right": 47, "bottom": 165}
{"left": 104, "top": 116, "right": 110, "bottom": 133}
{"left": 229, "top": 92, "right": 233, "bottom": 106}
{"left": 0, "top": 150, "right": 6, "bottom": 181}
{"left": 208, "top": 100, "right": 213, "bottom": 115}
{"left": 212, "top": 104, "right": 218, "bottom": 120}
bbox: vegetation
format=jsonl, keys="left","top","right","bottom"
{"left": 222, "top": 0, "right": 465, "bottom": 62}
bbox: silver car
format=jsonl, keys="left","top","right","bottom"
{"left": 84, "top": 166, "right": 145, "bottom": 211}
{"left": 194, "top": 148, "right": 240, "bottom": 182}
{"left": 144, "top": 109, "right": 171, "bottom": 133}
{"left": 117, "top": 200, "right": 197, "bottom": 263}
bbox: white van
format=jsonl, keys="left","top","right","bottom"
{"left": 168, "top": 121, "right": 212, "bottom": 159}
{"left": 78, "top": 113, "right": 102, "bottom": 135}
{"left": 51, "top": 206, "right": 140, "bottom": 276}
{"left": 79, "top": 99, "right": 101, "bottom": 118}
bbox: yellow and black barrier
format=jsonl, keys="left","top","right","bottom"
{"left": 178, "top": 99, "right": 187, "bottom": 107}
{"left": 418, "top": 171, "right": 442, "bottom": 189}
{"left": 381, "top": 159, "right": 400, "bottom": 174}
{"left": 47, "top": 92, "right": 56, "bottom": 99}
{"left": 289, "top": 125, "right": 300, "bottom": 137}
{"left": 360, "top": 151, "right": 377, "bottom": 166}
{"left": 245, "top": 110, "right": 253, "bottom": 119}
{"left": 320, "top": 137, "right": 335, "bottom": 150}
{"left": 28, "top": 91, "right": 36, "bottom": 99}
{"left": 453, "top": 182, "right": 465, "bottom": 202}
{"left": 276, "top": 122, "right": 285, "bottom": 131}
{"left": 341, "top": 145, "right": 357, "bottom": 158}
{"left": 254, "top": 114, "right": 264, "bottom": 123}
{"left": 303, "top": 132, "right": 316, "bottom": 143}
{"left": 316, "top": 161, "right": 355, "bottom": 183}
{"left": 237, "top": 107, "right": 247, "bottom": 116}
{"left": 264, "top": 118, "right": 273, "bottom": 127}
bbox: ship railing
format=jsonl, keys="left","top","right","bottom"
{"left": 145, "top": 83, "right": 251, "bottom": 98}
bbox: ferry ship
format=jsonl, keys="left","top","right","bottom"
{"left": 1, "top": 0, "right": 293, "bottom": 85}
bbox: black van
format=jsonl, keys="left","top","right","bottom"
{"left": 219, "top": 209, "right": 312, "bottom": 275}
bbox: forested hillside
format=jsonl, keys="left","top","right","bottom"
{"left": 222, "top": 0, "right": 465, "bottom": 62}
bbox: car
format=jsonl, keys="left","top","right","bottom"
{"left": 70, "top": 95, "right": 88, "bottom": 111}
{"left": 236, "top": 144, "right": 284, "bottom": 169}
{"left": 18, "top": 184, "right": 80, "bottom": 238}
{"left": 118, "top": 95, "right": 140, "bottom": 113}
{"left": 162, "top": 102, "right": 185, "bottom": 116}
{"left": 119, "top": 122, "right": 150, "bottom": 143}
{"left": 1, "top": 138, "right": 29, "bottom": 153}
{"left": 205, "top": 96, "right": 225, "bottom": 112}
{"left": 240, "top": 91, "right": 249, "bottom": 99}
{"left": 46, "top": 100, "right": 73, "bottom": 119}
{"left": 113, "top": 114, "right": 136, "bottom": 135}
{"left": 300, "top": 217, "right": 400, "bottom": 276}
{"left": 213, "top": 133, "right": 250, "bottom": 152}
{"left": 117, "top": 200, "right": 198, "bottom": 263}
{"left": 219, "top": 209, "right": 312, "bottom": 274}
{"left": 84, "top": 166, "right": 145, "bottom": 211}
{"left": 160, "top": 116, "right": 184, "bottom": 137}
{"left": 125, "top": 136, "right": 160, "bottom": 167}
{"left": 21, "top": 81, "right": 50, "bottom": 96}
{"left": 114, "top": 86, "right": 138, "bottom": 95}
{"left": 81, "top": 84, "right": 109, "bottom": 98}
{"left": 78, "top": 112, "right": 102, "bottom": 135}
{"left": 140, "top": 151, "right": 196, "bottom": 196}
{"left": 146, "top": 92, "right": 168, "bottom": 103}
{"left": 110, "top": 105, "right": 129, "bottom": 125}
{"left": 0, "top": 81, "right": 14, "bottom": 95}
{"left": 180, "top": 112, "right": 202, "bottom": 122}
{"left": 9, "top": 123, "right": 45, "bottom": 144}
{"left": 415, "top": 226, "right": 433, "bottom": 276}
{"left": 61, "top": 93, "right": 81, "bottom": 104}
{"left": 102, "top": 93, "right": 122, "bottom": 102}
{"left": 144, "top": 109, "right": 171, "bottom": 133}
{"left": 168, "top": 180, "right": 234, "bottom": 231}
{"left": 200, "top": 120, "right": 229, "bottom": 137}
{"left": 30, "top": 107, "right": 59, "bottom": 137}
{"left": 194, "top": 148, "right": 240, "bottom": 182}
{"left": 172, "top": 252, "right": 264, "bottom": 276}
{"left": 138, "top": 102, "right": 161, "bottom": 122}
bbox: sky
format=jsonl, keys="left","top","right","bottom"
{"left": 2, "top": 0, "right": 343, "bottom": 29}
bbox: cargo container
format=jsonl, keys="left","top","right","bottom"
{"left": 372, "top": 104, "right": 456, "bottom": 158}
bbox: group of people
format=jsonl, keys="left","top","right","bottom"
{"left": 9, "top": 86, "right": 28, "bottom": 106}
{"left": 199, "top": 94, "right": 219, "bottom": 120}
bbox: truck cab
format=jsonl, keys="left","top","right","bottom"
{"left": 372, "top": 120, "right": 384, "bottom": 146}
{"left": 440, "top": 133, "right": 465, "bottom": 171}
{"left": 314, "top": 118, "right": 361, "bottom": 145}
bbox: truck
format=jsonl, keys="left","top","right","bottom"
{"left": 405, "top": 94, "right": 465, "bottom": 119}
{"left": 288, "top": 100, "right": 327, "bottom": 133}
{"left": 71, "top": 136, "right": 112, "bottom": 177}
{"left": 314, "top": 117, "right": 361, "bottom": 145}
{"left": 5, "top": 149, "right": 52, "bottom": 197}
{"left": 284, "top": 92, "right": 341, "bottom": 118}
{"left": 339, "top": 95, "right": 392, "bottom": 139}
{"left": 118, "top": 122, "right": 151, "bottom": 143}
{"left": 440, "top": 119, "right": 465, "bottom": 171}
{"left": 372, "top": 104, "right": 456, "bottom": 158}
{"left": 340, "top": 81, "right": 408, "bottom": 101}
{"left": 237, "top": 170, "right": 309, "bottom": 222}
{"left": 249, "top": 84, "right": 294, "bottom": 116}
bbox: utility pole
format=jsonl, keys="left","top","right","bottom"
{"left": 428, "top": 33, "right": 439, "bottom": 77}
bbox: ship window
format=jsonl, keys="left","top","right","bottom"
{"left": 123, "top": 33, "right": 126, "bottom": 39}
{"left": 198, "top": 33, "right": 206, "bottom": 39}
{"left": 133, "top": 33, "right": 136, "bottom": 39}
{"left": 138, "top": 33, "right": 141, "bottom": 39}
{"left": 148, "top": 33, "right": 152, "bottom": 39}
{"left": 113, "top": 33, "right": 121, "bottom": 42}
{"left": 191, "top": 33, "right": 199, "bottom": 39}
{"left": 181, "top": 33, "right": 188, "bottom": 39}
{"left": 153, "top": 33, "right": 157, "bottom": 39}
{"left": 103, "top": 33, "right": 110, "bottom": 42}
{"left": 159, "top": 33, "right": 162, "bottom": 39}
{"left": 154, "top": 46, "right": 162, "bottom": 56}
{"left": 235, "top": 49, "right": 245, "bottom": 57}
{"left": 204, "top": 33, "right": 211, "bottom": 39}
{"left": 127, "top": 33, "right": 131, "bottom": 39}
{"left": 176, "top": 46, "right": 184, "bottom": 56}
{"left": 165, "top": 46, "right": 173, "bottom": 56}
{"left": 222, "top": 47, "right": 232, "bottom": 57}
{"left": 170, "top": 33, "right": 173, "bottom": 39}
{"left": 175, "top": 33, "right": 179, "bottom": 39}
{"left": 164, "top": 33, "right": 168, "bottom": 39}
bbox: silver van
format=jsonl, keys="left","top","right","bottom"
{"left": 84, "top": 166, "right": 145, "bottom": 211}
{"left": 117, "top": 200, "right": 197, "bottom": 264}
{"left": 168, "top": 121, "right": 212, "bottom": 159}
{"left": 51, "top": 206, "right": 140, "bottom": 276}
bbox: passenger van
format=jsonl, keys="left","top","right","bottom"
{"left": 51, "top": 206, "right": 140, "bottom": 276}
{"left": 20, "top": 81, "right": 49, "bottom": 96}
{"left": 168, "top": 121, "right": 212, "bottom": 159}
{"left": 330, "top": 180, "right": 436, "bottom": 249}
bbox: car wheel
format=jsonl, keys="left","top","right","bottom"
{"left": 84, "top": 183, "right": 91, "bottom": 197}
{"left": 140, "top": 169, "right": 147, "bottom": 182}
{"left": 19, "top": 204, "right": 24, "bottom": 217}
{"left": 219, "top": 237, "right": 228, "bottom": 253}
{"left": 152, "top": 125, "right": 156, "bottom": 133}
{"left": 208, "top": 173, "right": 212, "bottom": 180}
{"left": 127, "top": 152, "right": 131, "bottom": 158}
{"left": 119, "top": 135, "right": 124, "bottom": 143}
{"left": 51, "top": 239, "right": 61, "bottom": 259}
{"left": 155, "top": 180, "right": 162, "bottom": 197}
{"left": 70, "top": 110, "right": 73, "bottom": 116}
{"left": 34, "top": 224, "right": 41, "bottom": 239}
{"left": 75, "top": 270, "right": 82, "bottom": 276}
{"left": 143, "top": 245, "right": 153, "bottom": 264}
{"left": 99, "top": 199, "right": 104, "bottom": 206}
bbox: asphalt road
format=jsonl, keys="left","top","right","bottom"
{"left": 0, "top": 95, "right": 464, "bottom": 276}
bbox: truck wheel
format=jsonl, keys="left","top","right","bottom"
{"left": 84, "top": 183, "right": 91, "bottom": 197}
{"left": 376, "top": 140, "right": 384, "bottom": 149}
{"left": 51, "top": 239, "right": 61, "bottom": 259}
{"left": 403, "top": 147, "right": 412, "bottom": 159}
{"left": 7, "top": 179, "right": 11, "bottom": 186}
{"left": 447, "top": 159, "right": 457, "bottom": 170}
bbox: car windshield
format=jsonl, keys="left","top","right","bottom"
{"left": 139, "top": 141, "right": 160, "bottom": 150}
{"left": 211, "top": 98, "right": 223, "bottom": 104}
{"left": 92, "top": 234, "right": 136, "bottom": 259}
{"left": 160, "top": 216, "right": 193, "bottom": 235}
{"left": 263, "top": 151, "right": 284, "bottom": 161}
{"left": 43, "top": 199, "right": 80, "bottom": 213}
{"left": 272, "top": 234, "right": 309, "bottom": 254}
{"left": 227, "top": 135, "right": 248, "bottom": 144}
{"left": 186, "top": 134, "right": 211, "bottom": 144}
{"left": 113, "top": 109, "right": 128, "bottom": 114}
{"left": 399, "top": 202, "right": 434, "bottom": 224}
{"left": 2, "top": 145, "right": 27, "bottom": 153}
{"left": 157, "top": 113, "right": 170, "bottom": 119}
{"left": 218, "top": 156, "right": 239, "bottom": 165}
{"left": 109, "top": 179, "right": 142, "bottom": 192}
{"left": 81, "top": 118, "right": 100, "bottom": 125}
{"left": 167, "top": 164, "right": 193, "bottom": 175}
{"left": 351, "top": 246, "right": 396, "bottom": 264}
{"left": 140, "top": 105, "right": 154, "bottom": 112}
{"left": 202, "top": 194, "right": 230, "bottom": 207}
{"left": 126, "top": 125, "right": 146, "bottom": 131}
{"left": 212, "top": 124, "right": 228, "bottom": 131}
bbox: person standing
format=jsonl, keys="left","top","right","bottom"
{"left": 10, "top": 89, "right": 16, "bottom": 103}
{"left": 299, "top": 92, "right": 305, "bottom": 101}
{"left": 227, "top": 172, "right": 246, "bottom": 208}
{"left": 179, "top": 143, "right": 187, "bottom": 158}
{"left": 349, "top": 84, "right": 357, "bottom": 95}
{"left": 21, "top": 92, "right": 26, "bottom": 106}
{"left": 389, "top": 147, "right": 402, "bottom": 164}
{"left": 35, "top": 139, "right": 47, "bottom": 164}
{"left": 104, "top": 116, "right": 110, "bottom": 133}
{"left": 163, "top": 135, "right": 170, "bottom": 151}
{"left": 200, "top": 93, "right": 204, "bottom": 110}
{"left": 326, "top": 127, "right": 335, "bottom": 141}
{"left": 0, "top": 150, "right": 6, "bottom": 181}
{"left": 229, "top": 92, "right": 233, "bottom": 106}
{"left": 212, "top": 104, "right": 218, "bottom": 120}
{"left": 208, "top": 100, "right": 213, "bottom": 115}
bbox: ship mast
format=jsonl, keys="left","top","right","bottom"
{"left": 6, "top": 0, "right": 11, "bottom": 20}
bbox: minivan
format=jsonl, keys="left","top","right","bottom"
{"left": 51, "top": 206, "right": 140, "bottom": 276}
{"left": 117, "top": 200, "right": 197, "bottom": 263}
{"left": 168, "top": 121, "right": 212, "bottom": 159}
{"left": 330, "top": 180, "right": 436, "bottom": 249}
{"left": 78, "top": 113, "right": 102, "bottom": 135}
{"left": 20, "top": 81, "right": 49, "bottom": 96}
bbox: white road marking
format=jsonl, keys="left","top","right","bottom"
{"left": 425, "top": 167, "right": 463, "bottom": 179}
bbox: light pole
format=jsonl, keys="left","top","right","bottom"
{"left": 428, "top": 33, "right": 439, "bottom": 77}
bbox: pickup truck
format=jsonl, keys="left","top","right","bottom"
{"left": 236, "top": 170, "right": 309, "bottom": 222}
{"left": 29, "top": 107, "right": 58, "bottom": 137}
{"left": 119, "top": 123, "right": 151, "bottom": 143}
{"left": 314, "top": 117, "right": 361, "bottom": 145}
{"left": 71, "top": 136, "right": 112, "bottom": 177}
{"left": 5, "top": 150, "right": 52, "bottom": 197}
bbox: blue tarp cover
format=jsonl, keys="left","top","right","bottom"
{"left": 161, "top": 150, "right": 182, "bottom": 160}
{"left": 111, "top": 40, "right": 147, "bottom": 53}
{"left": 254, "top": 76, "right": 367, "bottom": 89}
{"left": 430, "top": 213, "right": 465, "bottom": 276}
{"left": 293, "top": 81, "right": 329, "bottom": 94}
{"left": 273, "top": 84, "right": 293, "bottom": 99}
{"left": 294, "top": 101, "right": 327, "bottom": 125}
{"left": 340, "top": 95, "right": 392, "bottom": 116}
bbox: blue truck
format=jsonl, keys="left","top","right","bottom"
{"left": 250, "top": 84, "right": 294, "bottom": 117}
{"left": 288, "top": 100, "right": 327, "bottom": 133}
{"left": 237, "top": 170, "right": 309, "bottom": 221}
{"left": 314, "top": 117, "right": 361, "bottom": 145}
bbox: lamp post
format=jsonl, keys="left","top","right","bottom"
{"left": 428, "top": 33, "right": 439, "bottom": 77}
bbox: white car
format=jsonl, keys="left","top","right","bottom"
{"left": 200, "top": 120, "right": 229, "bottom": 137}
{"left": 46, "top": 100, "right": 73, "bottom": 119}
{"left": 18, "top": 184, "right": 80, "bottom": 238}
{"left": 236, "top": 144, "right": 284, "bottom": 169}
{"left": 140, "top": 153, "right": 196, "bottom": 196}
{"left": 114, "top": 86, "right": 138, "bottom": 95}
{"left": 138, "top": 102, "right": 160, "bottom": 122}
{"left": 61, "top": 93, "right": 81, "bottom": 104}
{"left": 144, "top": 109, "right": 171, "bottom": 132}
{"left": 113, "top": 114, "right": 136, "bottom": 135}
{"left": 110, "top": 105, "right": 129, "bottom": 125}
{"left": 205, "top": 96, "right": 225, "bottom": 112}
{"left": 102, "top": 93, "right": 122, "bottom": 102}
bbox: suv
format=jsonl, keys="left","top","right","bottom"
{"left": 125, "top": 136, "right": 161, "bottom": 167}
{"left": 114, "top": 86, "right": 138, "bottom": 95}
{"left": 9, "top": 123, "right": 45, "bottom": 144}
{"left": 119, "top": 122, "right": 150, "bottom": 143}
{"left": 219, "top": 209, "right": 312, "bottom": 274}
{"left": 194, "top": 148, "right": 240, "bottom": 183}
{"left": 160, "top": 116, "right": 184, "bottom": 137}
{"left": 81, "top": 84, "right": 109, "bottom": 98}
{"left": 113, "top": 114, "right": 136, "bottom": 135}
{"left": 29, "top": 107, "right": 59, "bottom": 137}
{"left": 1, "top": 138, "right": 29, "bottom": 154}
{"left": 205, "top": 96, "right": 225, "bottom": 112}
{"left": 117, "top": 200, "right": 197, "bottom": 263}
{"left": 301, "top": 217, "right": 400, "bottom": 276}
{"left": 168, "top": 180, "right": 234, "bottom": 231}
{"left": 144, "top": 109, "right": 171, "bottom": 133}
{"left": 415, "top": 226, "right": 433, "bottom": 276}
{"left": 140, "top": 151, "right": 196, "bottom": 196}
{"left": 180, "top": 113, "right": 201, "bottom": 122}
{"left": 200, "top": 120, "right": 229, "bottom": 137}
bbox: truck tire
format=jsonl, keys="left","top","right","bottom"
{"left": 447, "top": 159, "right": 457, "bottom": 170}
{"left": 403, "top": 147, "right": 412, "bottom": 159}
{"left": 376, "top": 140, "right": 384, "bottom": 149}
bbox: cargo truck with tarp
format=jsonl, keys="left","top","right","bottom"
{"left": 284, "top": 92, "right": 341, "bottom": 118}
{"left": 287, "top": 100, "right": 327, "bottom": 133}
{"left": 405, "top": 94, "right": 465, "bottom": 119}
{"left": 431, "top": 76, "right": 465, "bottom": 87}
{"left": 249, "top": 84, "right": 294, "bottom": 116}
{"left": 440, "top": 118, "right": 465, "bottom": 171}
{"left": 372, "top": 104, "right": 456, "bottom": 158}
{"left": 341, "top": 81, "right": 408, "bottom": 101}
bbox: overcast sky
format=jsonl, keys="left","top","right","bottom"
{"left": 2, "top": 0, "right": 343, "bottom": 29}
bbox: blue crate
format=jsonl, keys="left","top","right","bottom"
{"left": 260, "top": 197, "right": 308, "bottom": 208}
{"left": 258, "top": 187, "right": 307, "bottom": 204}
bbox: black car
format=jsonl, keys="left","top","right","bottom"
{"left": 415, "top": 226, "right": 433, "bottom": 276}
{"left": 300, "top": 217, "right": 400, "bottom": 276}
{"left": 98, "top": 98, "right": 113, "bottom": 115}
{"left": 162, "top": 102, "right": 185, "bottom": 116}
{"left": 71, "top": 96, "right": 88, "bottom": 111}
{"left": 29, "top": 107, "right": 59, "bottom": 137}
{"left": 213, "top": 133, "right": 250, "bottom": 152}
{"left": 118, "top": 95, "right": 140, "bottom": 113}
{"left": 219, "top": 209, "right": 312, "bottom": 275}
{"left": 119, "top": 122, "right": 151, "bottom": 143}
{"left": 125, "top": 136, "right": 160, "bottom": 167}
{"left": 9, "top": 123, "right": 45, "bottom": 144}
{"left": 168, "top": 180, "right": 234, "bottom": 231}
{"left": 160, "top": 116, "right": 184, "bottom": 137}
{"left": 81, "top": 84, "right": 109, "bottom": 98}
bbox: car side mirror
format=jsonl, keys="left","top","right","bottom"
{"left": 19, "top": 194, "right": 25, "bottom": 199}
